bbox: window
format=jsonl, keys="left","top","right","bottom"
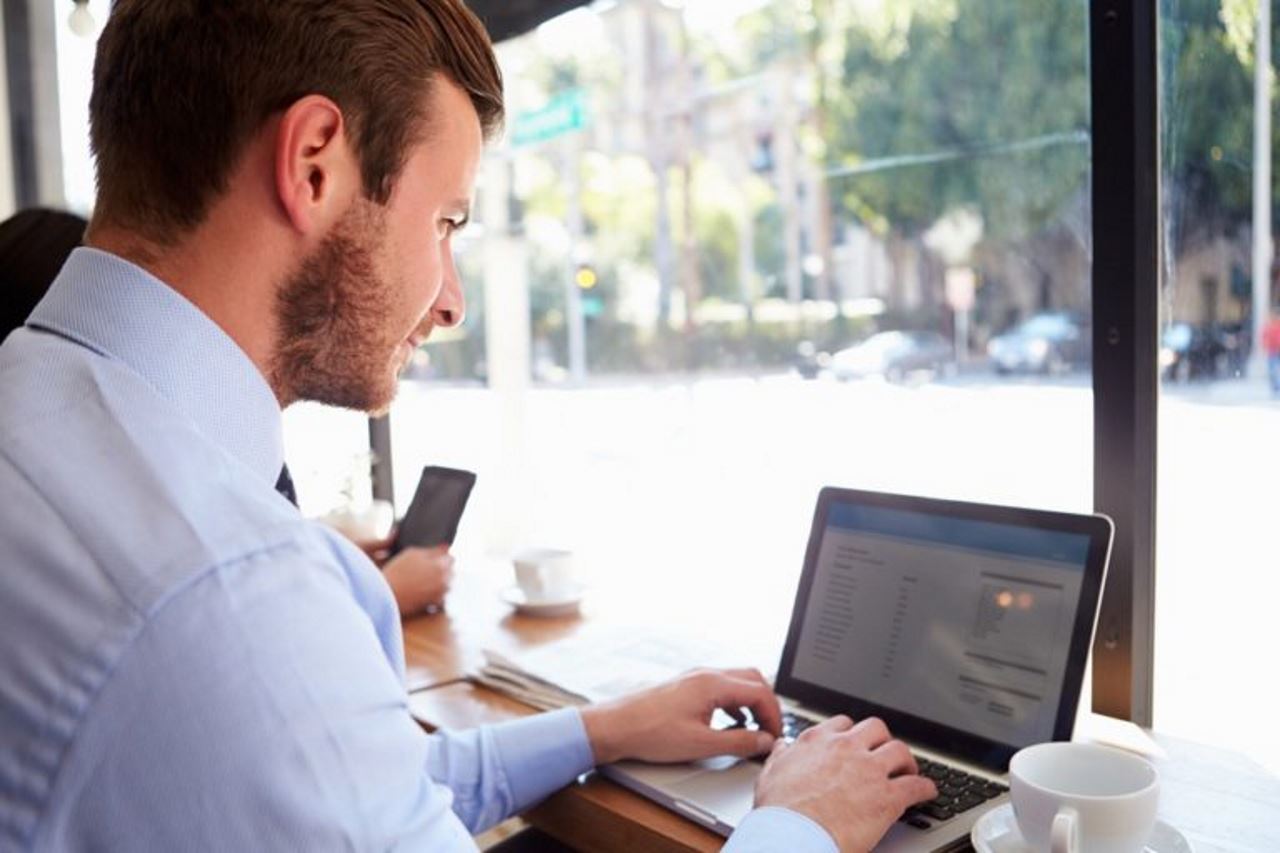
{"left": 1156, "top": 0, "right": 1280, "bottom": 771}
{"left": 389, "top": 0, "right": 1095, "bottom": 641}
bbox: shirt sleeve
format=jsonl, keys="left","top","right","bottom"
{"left": 34, "top": 543, "right": 585, "bottom": 850}
{"left": 426, "top": 708, "right": 595, "bottom": 832}
{"left": 723, "top": 807, "right": 839, "bottom": 853}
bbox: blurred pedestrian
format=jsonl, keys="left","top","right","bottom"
{"left": 1263, "top": 311, "right": 1280, "bottom": 395}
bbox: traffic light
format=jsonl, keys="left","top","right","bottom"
{"left": 575, "top": 263, "right": 598, "bottom": 290}
{"left": 574, "top": 264, "right": 603, "bottom": 318}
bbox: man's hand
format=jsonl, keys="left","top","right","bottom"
{"left": 754, "top": 715, "right": 937, "bottom": 852}
{"left": 381, "top": 546, "right": 454, "bottom": 615}
{"left": 580, "top": 668, "right": 783, "bottom": 765}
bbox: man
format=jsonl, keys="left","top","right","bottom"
{"left": 0, "top": 1, "right": 934, "bottom": 850}
{"left": 0, "top": 209, "right": 454, "bottom": 618}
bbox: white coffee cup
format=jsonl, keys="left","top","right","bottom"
{"left": 323, "top": 499, "right": 394, "bottom": 543}
{"left": 1010, "top": 742, "right": 1159, "bottom": 853}
{"left": 512, "top": 548, "right": 576, "bottom": 601}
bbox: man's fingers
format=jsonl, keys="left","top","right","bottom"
{"left": 847, "top": 716, "right": 891, "bottom": 749}
{"left": 708, "top": 675, "right": 783, "bottom": 737}
{"left": 813, "top": 714, "right": 854, "bottom": 735}
{"left": 871, "top": 739, "right": 918, "bottom": 777}
{"left": 722, "top": 667, "right": 770, "bottom": 687}
{"left": 702, "top": 725, "right": 776, "bottom": 759}
{"left": 892, "top": 773, "right": 939, "bottom": 808}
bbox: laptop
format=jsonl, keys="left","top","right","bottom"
{"left": 601, "top": 486, "right": 1113, "bottom": 852}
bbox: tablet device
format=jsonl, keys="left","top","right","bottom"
{"left": 391, "top": 465, "right": 476, "bottom": 555}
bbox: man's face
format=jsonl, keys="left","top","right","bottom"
{"left": 272, "top": 80, "right": 482, "bottom": 413}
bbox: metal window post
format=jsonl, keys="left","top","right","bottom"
{"left": 1089, "top": 0, "right": 1159, "bottom": 725}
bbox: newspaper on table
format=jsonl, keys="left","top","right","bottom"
{"left": 473, "top": 629, "right": 752, "bottom": 711}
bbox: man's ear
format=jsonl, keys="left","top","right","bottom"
{"left": 274, "top": 95, "right": 358, "bottom": 236}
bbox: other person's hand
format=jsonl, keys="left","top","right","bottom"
{"left": 353, "top": 530, "right": 396, "bottom": 563}
{"left": 580, "top": 668, "right": 782, "bottom": 765}
{"left": 754, "top": 715, "right": 937, "bottom": 852}
{"left": 381, "top": 545, "right": 454, "bottom": 615}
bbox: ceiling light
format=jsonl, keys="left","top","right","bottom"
{"left": 68, "top": 1, "right": 97, "bottom": 39}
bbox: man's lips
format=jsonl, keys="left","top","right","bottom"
{"left": 407, "top": 328, "right": 430, "bottom": 350}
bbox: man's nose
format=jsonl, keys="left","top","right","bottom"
{"left": 431, "top": 267, "right": 465, "bottom": 328}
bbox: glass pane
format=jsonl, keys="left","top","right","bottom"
{"left": 389, "top": 0, "right": 1093, "bottom": 642}
{"left": 281, "top": 403, "right": 373, "bottom": 520}
{"left": 1157, "top": 0, "right": 1280, "bottom": 772}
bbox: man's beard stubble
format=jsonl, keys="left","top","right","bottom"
{"left": 270, "top": 203, "right": 405, "bottom": 414}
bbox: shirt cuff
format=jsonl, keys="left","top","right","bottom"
{"left": 488, "top": 707, "right": 595, "bottom": 811}
{"left": 723, "top": 807, "right": 838, "bottom": 853}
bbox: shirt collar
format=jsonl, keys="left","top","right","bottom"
{"left": 27, "top": 247, "right": 284, "bottom": 488}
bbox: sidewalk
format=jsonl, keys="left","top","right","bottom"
{"left": 1162, "top": 375, "right": 1280, "bottom": 408}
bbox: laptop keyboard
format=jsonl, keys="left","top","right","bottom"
{"left": 902, "top": 756, "right": 1007, "bottom": 830}
{"left": 780, "top": 711, "right": 817, "bottom": 740}
{"left": 775, "top": 713, "right": 1007, "bottom": 831}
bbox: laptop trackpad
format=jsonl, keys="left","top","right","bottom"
{"left": 667, "top": 757, "right": 760, "bottom": 826}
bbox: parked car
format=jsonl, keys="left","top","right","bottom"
{"left": 830, "top": 330, "right": 954, "bottom": 382}
{"left": 1160, "top": 321, "right": 1250, "bottom": 381}
{"left": 987, "top": 311, "right": 1089, "bottom": 375}
{"left": 1160, "top": 323, "right": 1222, "bottom": 382}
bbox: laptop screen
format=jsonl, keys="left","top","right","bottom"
{"left": 775, "top": 488, "right": 1111, "bottom": 770}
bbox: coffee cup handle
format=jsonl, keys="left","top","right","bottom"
{"left": 1051, "top": 807, "right": 1079, "bottom": 853}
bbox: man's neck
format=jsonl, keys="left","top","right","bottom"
{"left": 86, "top": 219, "right": 291, "bottom": 408}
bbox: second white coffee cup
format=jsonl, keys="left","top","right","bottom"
{"left": 512, "top": 548, "right": 576, "bottom": 601}
{"left": 1010, "top": 742, "right": 1159, "bottom": 853}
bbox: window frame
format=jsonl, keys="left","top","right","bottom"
{"left": 1088, "top": 0, "right": 1159, "bottom": 726}
{"left": 370, "top": 0, "right": 1165, "bottom": 725}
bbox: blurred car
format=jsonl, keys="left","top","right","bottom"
{"left": 830, "top": 330, "right": 954, "bottom": 382}
{"left": 987, "top": 311, "right": 1089, "bottom": 375}
{"left": 1160, "top": 323, "right": 1222, "bottom": 381}
{"left": 1160, "top": 321, "right": 1250, "bottom": 381}
{"left": 793, "top": 340, "right": 832, "bottom": 379}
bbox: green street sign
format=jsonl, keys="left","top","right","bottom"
{"left": 511, "top": 89, "right": 589, "bottom": 147}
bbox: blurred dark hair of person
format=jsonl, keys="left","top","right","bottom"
{"left": 0, "top": 208, "right": 89, "bottom": 341}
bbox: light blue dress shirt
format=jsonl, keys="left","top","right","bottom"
{"left": 0, "top": 248, "right": 833, "bottom": 852}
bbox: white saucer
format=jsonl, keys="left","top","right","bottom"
{"left": 499, "top": 583, "right": 584, "bottom": 617}
{"left": 972, "top": 803, "right": 1193, "bottom": 853}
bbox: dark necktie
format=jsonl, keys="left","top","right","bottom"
{"left": 274, "top": 463, "right": 298, "bottom": 507}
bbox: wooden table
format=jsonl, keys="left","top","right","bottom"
{"left": 403, "top": 561, "right": 1280, "bottom": 852}
{"left": 401, "top": 556, "right": 584, "bottom": 692}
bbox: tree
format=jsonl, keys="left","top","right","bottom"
{"left": 1162, "top": 0, "right": 1280, "bottom": 251}
{"left": 821, "top": 0, "right": 1090, "bottom": 242}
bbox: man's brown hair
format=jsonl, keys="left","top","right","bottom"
{"left": 89, "top": 0, "right": 503, "bottom": 244}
